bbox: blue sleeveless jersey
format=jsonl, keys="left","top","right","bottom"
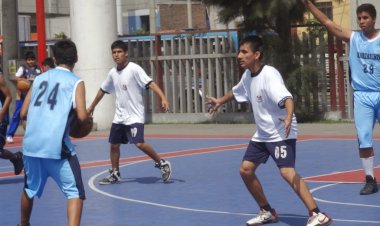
{"left": 23, "top": 68, "right": 80, "bottom": 159}
{"left": 349, "top": 32, "right": 380, "bottom": 91}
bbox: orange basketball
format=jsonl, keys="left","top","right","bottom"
{"left": 70, "top": 114, "right": 93, "bottom": 138}
{"left": 17, "top": 78, "right": 31, "bottom": 92}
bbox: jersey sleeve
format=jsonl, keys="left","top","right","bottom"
{"left": 133, "top": 64, "right": 152, "bottom": 88}
{"left": 232, "top": 73, "right": 249, "bottom": 103}
{"left": 15, "top": 66, "right": 24, "bottom": 77}
{"left": 265, "top": 68, "right": 292, "bottom": 108}
{"left": 100, "top": 71, "right": 115, "bottom": 94}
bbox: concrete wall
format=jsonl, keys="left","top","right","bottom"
{"left": 159, "top": 3, "right": 207, "bottom": 30}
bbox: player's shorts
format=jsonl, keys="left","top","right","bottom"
{"left": 23, "top": 155, "right": 85, "bottom": 200}
{"left": 109, "top": 123, "right": 145, "bottom": 144}
{"left": 243, "top": 139, "right": 296, "bottom": 168}
{"left": 353, "top": 91, "right": 380, "bottom": 148}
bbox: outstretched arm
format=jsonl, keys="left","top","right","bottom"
{"left": 304, "top": 0, "right": 351, "bottom": 42}
{"left": 87, "top": 88, "right": 106, "bottom": 115}
{"left": 148, "top": 82, "right": 170, "bottom": 112}
{"left": 206, "top": 90, "right": 234, "bottom": 114}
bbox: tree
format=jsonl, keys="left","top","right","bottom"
{"left": 203, "top": 0, "right": 309, "bottom": 41}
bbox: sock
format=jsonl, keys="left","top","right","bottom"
{"left": 361, "top": 156, "right": 374, "bottom": 179}
{"left": 261, "top": 204, "right": 272, "bottom": 212}
{"left": 310, "top": 207, "right": 320, "bottom": 215}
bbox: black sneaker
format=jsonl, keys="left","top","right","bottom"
{"left": 155, "top": 159, "right": 172, "bottom": 182}
{"left": 10, "top": 152, "right": 24, "bottom": 175}
{"left": 360, "top": 175, "right": 379, "bottom": 195}
{"left": 99, "top": 169, "right": 121, "bottom": 185}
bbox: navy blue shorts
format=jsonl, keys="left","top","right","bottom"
{"left": 243, "top": 139, "right": 296, "bottom": 168}
{"left": 109, "top": 123, "right": 145, "bottom": 144}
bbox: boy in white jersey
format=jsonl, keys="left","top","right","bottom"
{"left": 304, "top": 0, "right": 379, "bottom": 195}
{"left": 19, "top": 40, "right": 89, "bottom": 226}
{"left": 88, "top": 40, "right": 172, "bottom": 184}
{"left": 207, "top": 36, "right": 332, "bottom": 226}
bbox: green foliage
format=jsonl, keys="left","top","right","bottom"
{"left": 53, "top": 32, "right": 67, "bottom": 39}
{"left": 203, "top": 0, "right": 307, "bottom": 41}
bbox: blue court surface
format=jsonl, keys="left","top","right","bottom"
{"left": 0, "top": 135, "right": 379, "bottom": 226}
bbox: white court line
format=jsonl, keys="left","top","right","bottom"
{"left": 88, "top": 159, "right": 380, "bottom": 224}
{"left": 310, "top": 183, "right": 380, "bottom": 208}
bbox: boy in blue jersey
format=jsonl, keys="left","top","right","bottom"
{"left": 0, "top": 68, "right": 23, "bottom": 175}
{"left": 304, "top": 0, "right": 379, "bottom": 195}
{"left": 18, "top": 40, "right": 90, "bottom": 226}
{"left": 6, "top": 51, "right": 42, "bottom": 144}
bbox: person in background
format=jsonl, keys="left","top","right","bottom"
{"left": 6, "top": 51, "right": 42, "bottom": 144}
{"left": 304, "top": 0, "right": 379, "bottom": 195}
{"left": 42, "top": 57, "right": 56, "bottom": 71}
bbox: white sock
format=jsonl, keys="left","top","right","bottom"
{"left": 361, "top": 156, "right": 375, "bottom": 179}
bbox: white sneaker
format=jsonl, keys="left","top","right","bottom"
{"left": 99, "top": 169, "right": 121, "bottom": 185}
{"left": 246, "top": 209, "right": 278, "bottom": 226}
{"left": 306, "top": 212, "right": 332, "bottom": 226}
{"left": 6, "top": 136, "right": 13, "bottom": 144}
{"left": 155, "top": 159, "right": 172, "bottom": 182}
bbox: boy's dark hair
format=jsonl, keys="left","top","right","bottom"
{"left": 111, "top": 40, "right": 128, "bottom": 52}
{"left": 24, "top": 51, "right": 36, "bottom": 60}
{"left": 42, "top": 57, "right": 56, "bottom": 68}
{"left": 53, "top": 40, "right": 78, "bottom": 66}
{"left": 357, "top": 4, "right": 376, "bottom": 19}
{"left": 240, "top": 35, "right": 264, "bottom": 60}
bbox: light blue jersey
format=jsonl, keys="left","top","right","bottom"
{"left": 23, "top": 67, "right": 81, "bottom": 159}
{"left": 349, "top": 31, "right": 380, "bottom": 91}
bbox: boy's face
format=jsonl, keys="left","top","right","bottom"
{"left": 357, "top": 11, "right": 376, "bottom": 33}
{"left": 112, "top": 47, "right": 128, "bottom": 66}
{"left": 26, "top": 58, "right": 36, "bottom": 68}
{"left": 237, "top": 43, "right": 260, "bottom": 70}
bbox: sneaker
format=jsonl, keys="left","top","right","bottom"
{"left": 99, "top": 169, "right": 121, "bottom": 185}
{"left": 10, "top": 152, "right": 23, "bottom": 175}
{"left": 6, "top": 136, "right": 13, "bottom": 144}
{"left": 306, "top": 212, "right": 332, "bottom": 226}
{"left": 360, "top": 175, "right": 379, "bottom": 195}
{"left": 155, "top": 159, "right": 172, "bottom": 182}
{"left": 246, "top": 208, "right": 278, "bottom": 226}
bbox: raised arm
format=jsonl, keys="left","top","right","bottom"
{"left": 304, "top": 0, "right": 351, "bottom": 42}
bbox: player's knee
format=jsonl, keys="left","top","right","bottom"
{"left": 240, "top": 164, "right": 254, "bottom": 177}
{"left": 279, "top": 167, "right": 296, "bottom": 180}
{"left": 110, "top": 144, "right": 119, "bottom": 152}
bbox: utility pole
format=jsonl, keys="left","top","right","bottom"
{"left": 1, "top": 0, "right": 19, "bottom": 78}
{"left": 187, "top": 0, "right": 192, "bottom": 29}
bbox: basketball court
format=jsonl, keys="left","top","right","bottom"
{"left": 0, "top": 124, "right": 379, "bottom": 226}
